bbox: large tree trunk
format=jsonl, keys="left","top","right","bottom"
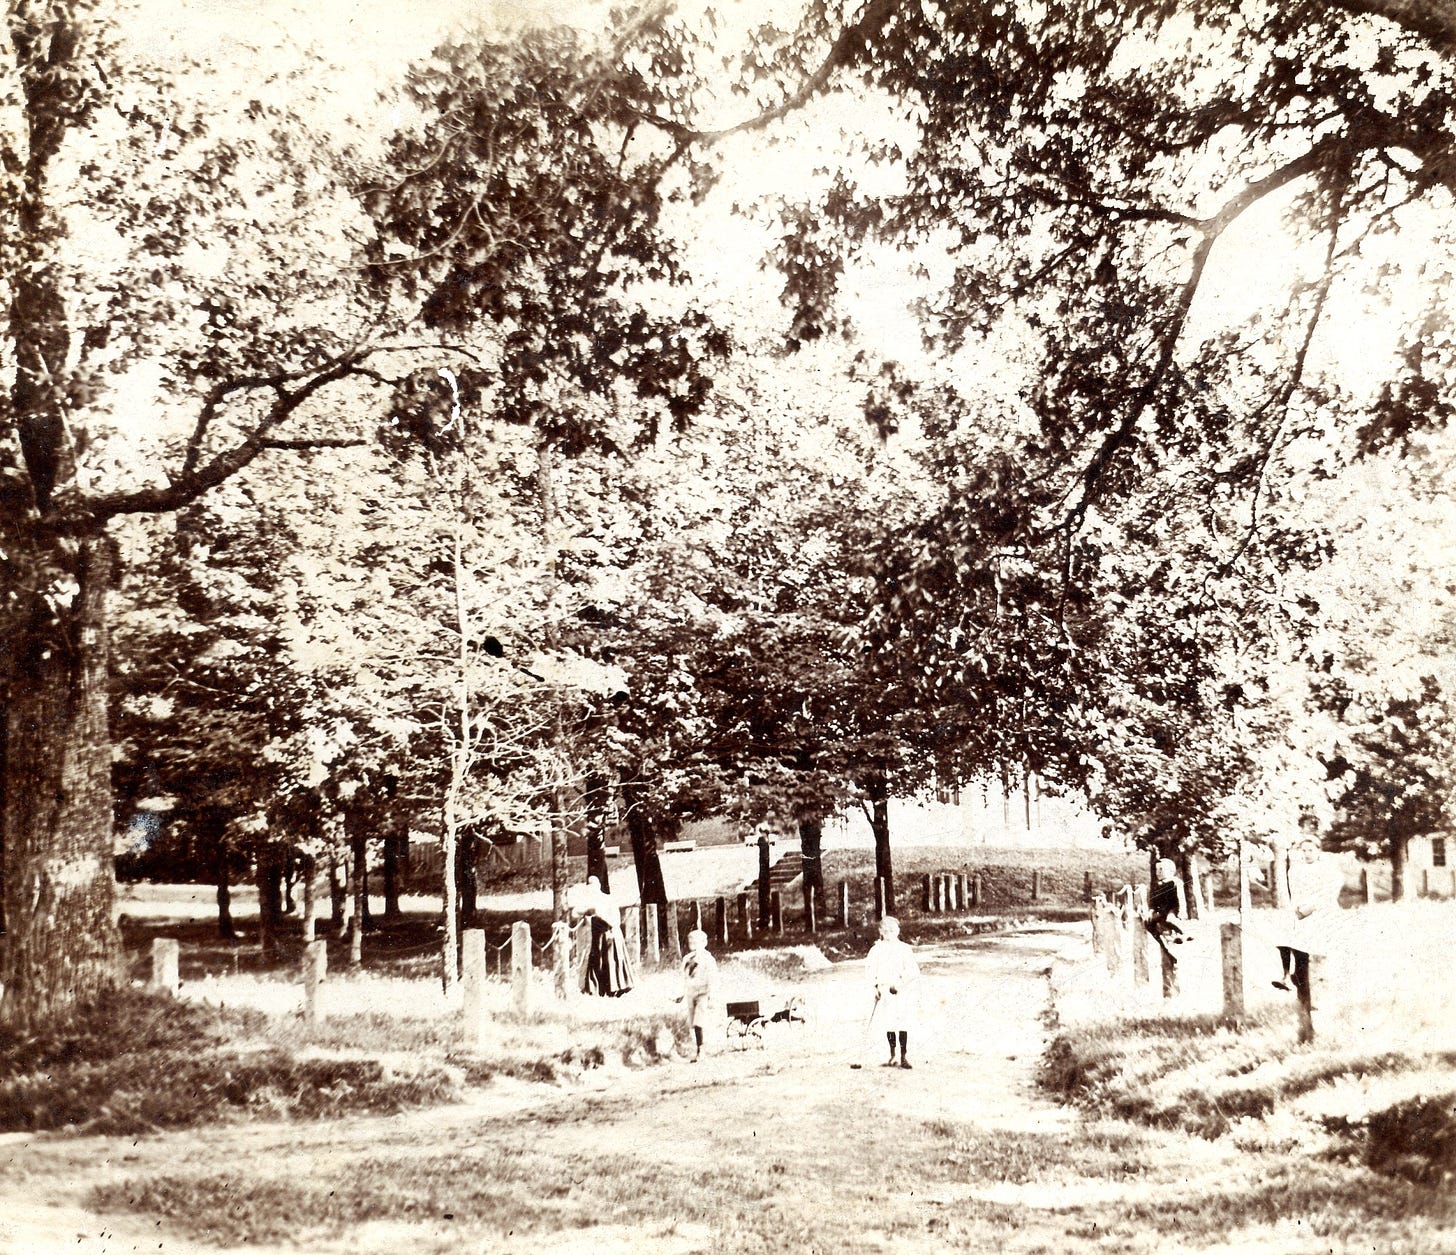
{"left": 381, "top": 825, "right": 403, "bottom": 919}
{"left": 1, "top": 535, "right": 122, "bottom": 1028}
{"left": 1181, "top": 851, "right": 1203, "bottom": 921}
{"left": 866, "top": 768, "right": 894, "bottom": 916}
{"left": 455, "top": 831, "right": 478, "bottom": 931}
{"left": 798, "top": 815, "right": 825, "bottom": 914}
{"left": 584, "top": 772, "right": 611, "bottom": 893}
{"left": 757, "top": 830, "right": 772, "bottom": 928}
{"left": 1270, "top": 840, "right": 1290, "bottom": 909}
{"left": 255, "top": 843, "right": 285, "bottom": 958}
{"left": 621, "top": 770, "right": 668, "bottom": 909}
{"left": 1391, "top": 834, "right": 1409, "bottom": 902}
{"left": 196, "top": 807, "right": 236, "bottom": 940}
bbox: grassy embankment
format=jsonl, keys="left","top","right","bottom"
{"left": 1041, "top": 899, "right": 1456, "bottom": 1228}
{"left": 0, "top": 981, "right": 686, "bottom": 1136}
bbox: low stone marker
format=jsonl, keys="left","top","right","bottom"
{"left": 644, "top": 904, "right": 661, "bottom": 967}
{"left": 150, "top": 938, "right": 179, "bottom": 995}
{"left": 623, "top": 907, "right": 641, "bottom": 968}
{"left": 552, "top": 921, "right": 571, "bottom": 998}
{"left": 303, "top": 938, "right": 327, "bottom": 1025}
{"left": 1220, "top": 921, "right": 1245, "bottom": 1021}
{"left": 511, "top": 921, "right": 531, "bottom": 1014}
{"left": 461, "top": 928, "right": 487, "bottom": 1047}
{"left": 1090, "top": 893, "right": 1108, "bottom": 954}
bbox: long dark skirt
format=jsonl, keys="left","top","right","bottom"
{"left": 584, "top": 916, "right": 635, "bottom": 997}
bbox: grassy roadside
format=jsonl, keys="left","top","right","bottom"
{"left": 85, "top": 1067, "right": 1456, "bottom": 1253}
{"left": 0, "top": 986, "right": 686, "bottom": 1137}
{"left": 1040, "top": 902, "right": 1456, "bottom": 1218}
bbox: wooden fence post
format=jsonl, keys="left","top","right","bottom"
{"left": 1220, "top": 922, "right": 1245, "bottom": 1021}
{"left": 971, "top": 873, "right": 983, "bottom": 908}
{"left": 922, "top": 873, "right": 932, "bottom": 912}
{"left": 1032, "top": 869, "right": 1042, "bottom": 902}
{"left": 303, "top": 938, "right": 327, "bottom": 1025}
{"left": 1295, "top": 952, "right": 1322, "bottom": 1044}
{"left": 769, "top": 890, "right": 783, "bottom": 935}
{"left": 623, "top": 907, "right": 641, "bottom": 969}
{"left": 715, "top": 897, "right": 729, "bottom": 947}
{"left": 838, "top": 880, "right": 849, "bottom": 929}
{"left": 150, "top": 938, "right": 179, "bottom": 995}
{"left": 511, "top": 921, "right": 531, "bottom": 1014}
{"left": 551, "top": 921, "right": 571, "bottom": 999}
{"left": 303, "top": 870, "right": 318, "bottom": 944}
{"left": 1103, "top": 901, "right": 1123, "bottom": 976}
{"left": 644, "top": 904, "right": 661, "bottom": 968}
{"left": 1160, "top": 943, "right": 1178, "bottom": 999}
{"left": 1083, "top": 871, "right": 1094, "bottom": 903}
{"left": 1132, "top": 917, "right": 1150, "bottom": 986}
{"left": 930, "top": 874, "right": 942, "bottom": 914}
{"left": 461, "top": 929, "right": 486, "bottom": 1046}
{"left": 757, "top": 837, "right": 772, "bottom": 927}
{"left": 665, "top": 902, "right": 683, "bottom": 964}
{"left": 1090, "top": 893, "right": 1107, "bottom": 954}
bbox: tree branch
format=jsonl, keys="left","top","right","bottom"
{"left": 1327, "top": 0, "right": 1456, "bottom": 57}
{"left": 1058, "top": 133, "right": 1349, "bottom": 533}
{"left": 641, "top": 0, "right": 899, "bottom": 146}
{"left": 92, "top": 357, "right": 366, "bottom": 520}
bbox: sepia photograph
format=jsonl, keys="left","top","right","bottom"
{"left": 1, "top": 0, "right": 1454, "bottom": 1250}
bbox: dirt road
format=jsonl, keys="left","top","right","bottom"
{"left": 3, "top": 926, "right": 1429, "bottom": 1255}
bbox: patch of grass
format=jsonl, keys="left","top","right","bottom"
{"left": 1043, "top": 995, "right": 1456, "bottom": 1151}
{"left": 0, "top": 986, "right": 262, "bottom": 1073}
{"left": 1, "top": 1047, "right": 460, "bottom": 1135}
{"left": 0, "top": 987, "right": 468, "bottom": 1135}
{"left": 1327, "top": 1091, "right": 1456, "bottom": 1186}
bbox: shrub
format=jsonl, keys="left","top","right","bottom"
{"left": 1347, "top": 1093, "right": 1456, "bottom": 1186}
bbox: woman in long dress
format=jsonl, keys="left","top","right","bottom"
{"left": 866, "top": 915, "right": 920, "bottom": 1068}
{"left": 575, "top": 876, "right": 635, "bottom": 997}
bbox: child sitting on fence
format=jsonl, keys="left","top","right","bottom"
{"left": 676, "top": 928, "right": 718, "bottom": 1061}
{"left": 1145, "top": 857, "right": 1189, "bottom": 956}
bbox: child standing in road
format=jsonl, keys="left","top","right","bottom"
{"left": 866, "top": 915, "right": 920, "bottom": 1068}
{"left": 677, "top": 928, "right": 718, "bottom": 1061}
